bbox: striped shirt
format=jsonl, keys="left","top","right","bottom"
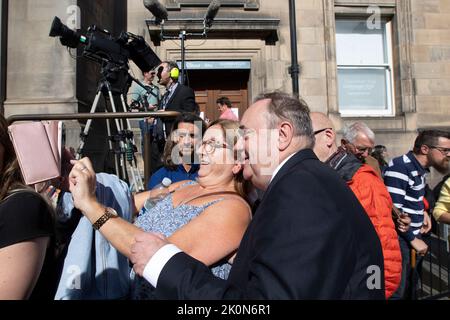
{"left": 384, "top": 151, "right": 428, "bottom": 241}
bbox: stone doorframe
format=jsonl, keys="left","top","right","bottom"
{"left": 158, "top": 44, "right": 265, "bottom": 104}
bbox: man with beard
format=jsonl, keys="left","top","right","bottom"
{"left": 385, "top": 130, "right": 450, "bottom": 299}
{"left": 147, "top": 113, "right": 205, "bottom": 190}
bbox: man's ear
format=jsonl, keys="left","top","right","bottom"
{"left": 341, "top": 139, "right": 348, "bottom": 149}
{"left": 278, "top": 121, "right": 294, "bottom": 151}
{"left": 325, "top": 129, "right": 335, "bottom": 148}
{"left": 420, "top": 144, "right": 430, "bottom": 155}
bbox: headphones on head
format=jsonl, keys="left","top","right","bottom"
{"left": 169, "top": 66, "right": 180, "bottom": 80}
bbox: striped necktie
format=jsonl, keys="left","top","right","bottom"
{"left": 161, "top": 90, "right": 171, "bottom": 110}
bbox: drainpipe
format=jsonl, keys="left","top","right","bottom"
{"left": 288, "top": 0, "right": 300, "bottom": 97}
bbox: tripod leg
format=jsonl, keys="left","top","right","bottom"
{"left": 105, "top": 115, "right": 120, "bottom": 177}
{"left": 120, "top": 94, "right": 145, "bottom": 191}
{"left": 134, "top": 160, "right": 145, "bottom": 191}
{"left": 106, "top": 89, "right": 127, "bottom": 181}
{"left": 128, "top": 164, "right": 139, "bottom": 192}
{"left": 76, "top": 90, "right": 103, "bottom": 160}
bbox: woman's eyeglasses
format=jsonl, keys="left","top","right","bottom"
{"left": 201, "top": 140, "right": 232, "bottom": 154}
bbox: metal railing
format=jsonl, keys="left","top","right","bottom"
{"left": 7, "top": 111, "right": 180, "bottom": 187}
{"left": 416, "top": 223, "right": 450, "bottom": 300}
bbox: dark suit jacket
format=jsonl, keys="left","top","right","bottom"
{"left": 155, "top": 149, "right": 385, "bottom": 299}
{"left": 162, "top": 83, "right": 196, "bottom": 134}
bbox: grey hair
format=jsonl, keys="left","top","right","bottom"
{"left": 342, "top": 121, "right": 375, "bottom": 143}
{"left": 161, "top": 60, "right": 179, "bottom": 71}
{"left": 254, "top": 91, "right": 315, "bottom": 148}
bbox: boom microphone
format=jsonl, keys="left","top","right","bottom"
{"left": 204, "top": 0, "right": 221, "bottom": 27}
{"left": 143, "top": 0, "right": 168, "bottom": 24}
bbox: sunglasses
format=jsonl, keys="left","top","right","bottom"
{"left": 313, "top": 127, "right": 332, "bottom": 135}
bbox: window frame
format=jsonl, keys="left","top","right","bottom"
{"left": 335, "top": 18, "right": 395, "bottom": 117}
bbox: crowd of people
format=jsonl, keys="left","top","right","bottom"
{"left": 1, "top": 63, "right": 450, "bottom": 299}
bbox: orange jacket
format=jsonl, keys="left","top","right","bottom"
{"left": 348, "top": 164, "right": 402, "bottom": 298}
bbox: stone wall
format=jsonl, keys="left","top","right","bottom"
{"left": 2, "top": 0, "right": 449, "bottom": 185}
{"left": 127, "top": 0, "right": 450, "bottom": 184}
{"left": 5, "top": 0, "right": 78, "bottom": 117}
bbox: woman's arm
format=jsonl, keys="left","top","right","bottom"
{"left": 69, "top": 159, "right": 146, "bottom": 258}
{"left": 70, "top": 157, "right": 250, "bottom": 265}
{"left": 132, "top": 180, "right": 190, "bottom": 213}
{"left": 169, "top": 198, "right": 251, "bottom": 266}
{"left": 132, "top": 190, "right": 151, "bottom": 214}
{"left": 0, "top": 237, "right": 49, "bottom": 299}
{"left": 436, "top": 213, "right": 450, "bottom": 224}
{"left": 69, "top": 159, "right": 194, "bottom": 259}
{"left": 434, "top": 178, "right": 450, "bottom": 224}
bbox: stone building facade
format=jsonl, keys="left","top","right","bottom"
{"left": 1, "top": 0, "right": 450, "bottom": 183}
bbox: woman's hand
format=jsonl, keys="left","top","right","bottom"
{"left": 69, "top": 157, "right": 97, "bottom": 213}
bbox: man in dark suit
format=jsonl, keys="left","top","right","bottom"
{"left": 151, "top": 60, "right": 196, "bottom": 173}
{"left": 130, "top": 92, "right": 385, "bottom": 299}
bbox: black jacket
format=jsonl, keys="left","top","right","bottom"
{"left": 162, "top": 83, "right": 196, "bottom": 113}
{"left": 155, "top": 149, "right": 385, "bottom": 299}
{"left": 161, "top": 83, "right": 196, "bottom": 135}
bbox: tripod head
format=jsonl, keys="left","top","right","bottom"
{"left": 98, "top": 61, "right": 131, "bottom": 96}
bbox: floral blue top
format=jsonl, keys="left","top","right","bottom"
{"left": 131, "top": 181, "right": 232, "bottom": 299}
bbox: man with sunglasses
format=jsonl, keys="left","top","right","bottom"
{"left": 385, "top": 130, "right": 450, "bottom": 299}
{"left": 341, "top": 122, "right": 382, "bottom": 178}
{"left": 310, "top": 112, "right": 402, "bottom": 299}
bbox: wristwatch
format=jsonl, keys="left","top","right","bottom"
{"left": 92, "top": 207, "right": 118, "bottom": 230}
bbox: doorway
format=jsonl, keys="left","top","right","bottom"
{"left": 187, "top": 69, "right": 250, "bottom": 122}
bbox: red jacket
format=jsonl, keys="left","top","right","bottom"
{"left": 348, "top": 164, "right": 402, "bottom": 298}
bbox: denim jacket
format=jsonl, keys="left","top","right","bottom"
{"left": 54, "top": 173, "right": 133, "bottom": 300}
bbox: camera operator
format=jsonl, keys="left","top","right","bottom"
{"left": 129, "top": 69, "right": 160, "bottom": 152}
{"left": 130, "top": 69, "right": 160, "bottom": 110}
{"left": 151, "top": 60, "right": 197, "bottom": 174}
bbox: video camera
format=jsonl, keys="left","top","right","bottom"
{"left": 49, "top": 16, "right": 161, "bottom": 94}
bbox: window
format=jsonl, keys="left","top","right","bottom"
{"left": 335, "top": 18, "right": 395, "bottom": 116}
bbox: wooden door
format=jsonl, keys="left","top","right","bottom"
{"left": 187, "top": 69, "right": 250, "bottom": 122}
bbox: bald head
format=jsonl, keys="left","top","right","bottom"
{"left": 310, "top": 112, "right": 334, "bottom": 133}
{"left": 310, "top": 112, "right": 337, "bottom": 162}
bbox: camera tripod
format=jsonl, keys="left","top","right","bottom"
{"left": 76, "top": 78, "right": 145, "bottom": 192}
